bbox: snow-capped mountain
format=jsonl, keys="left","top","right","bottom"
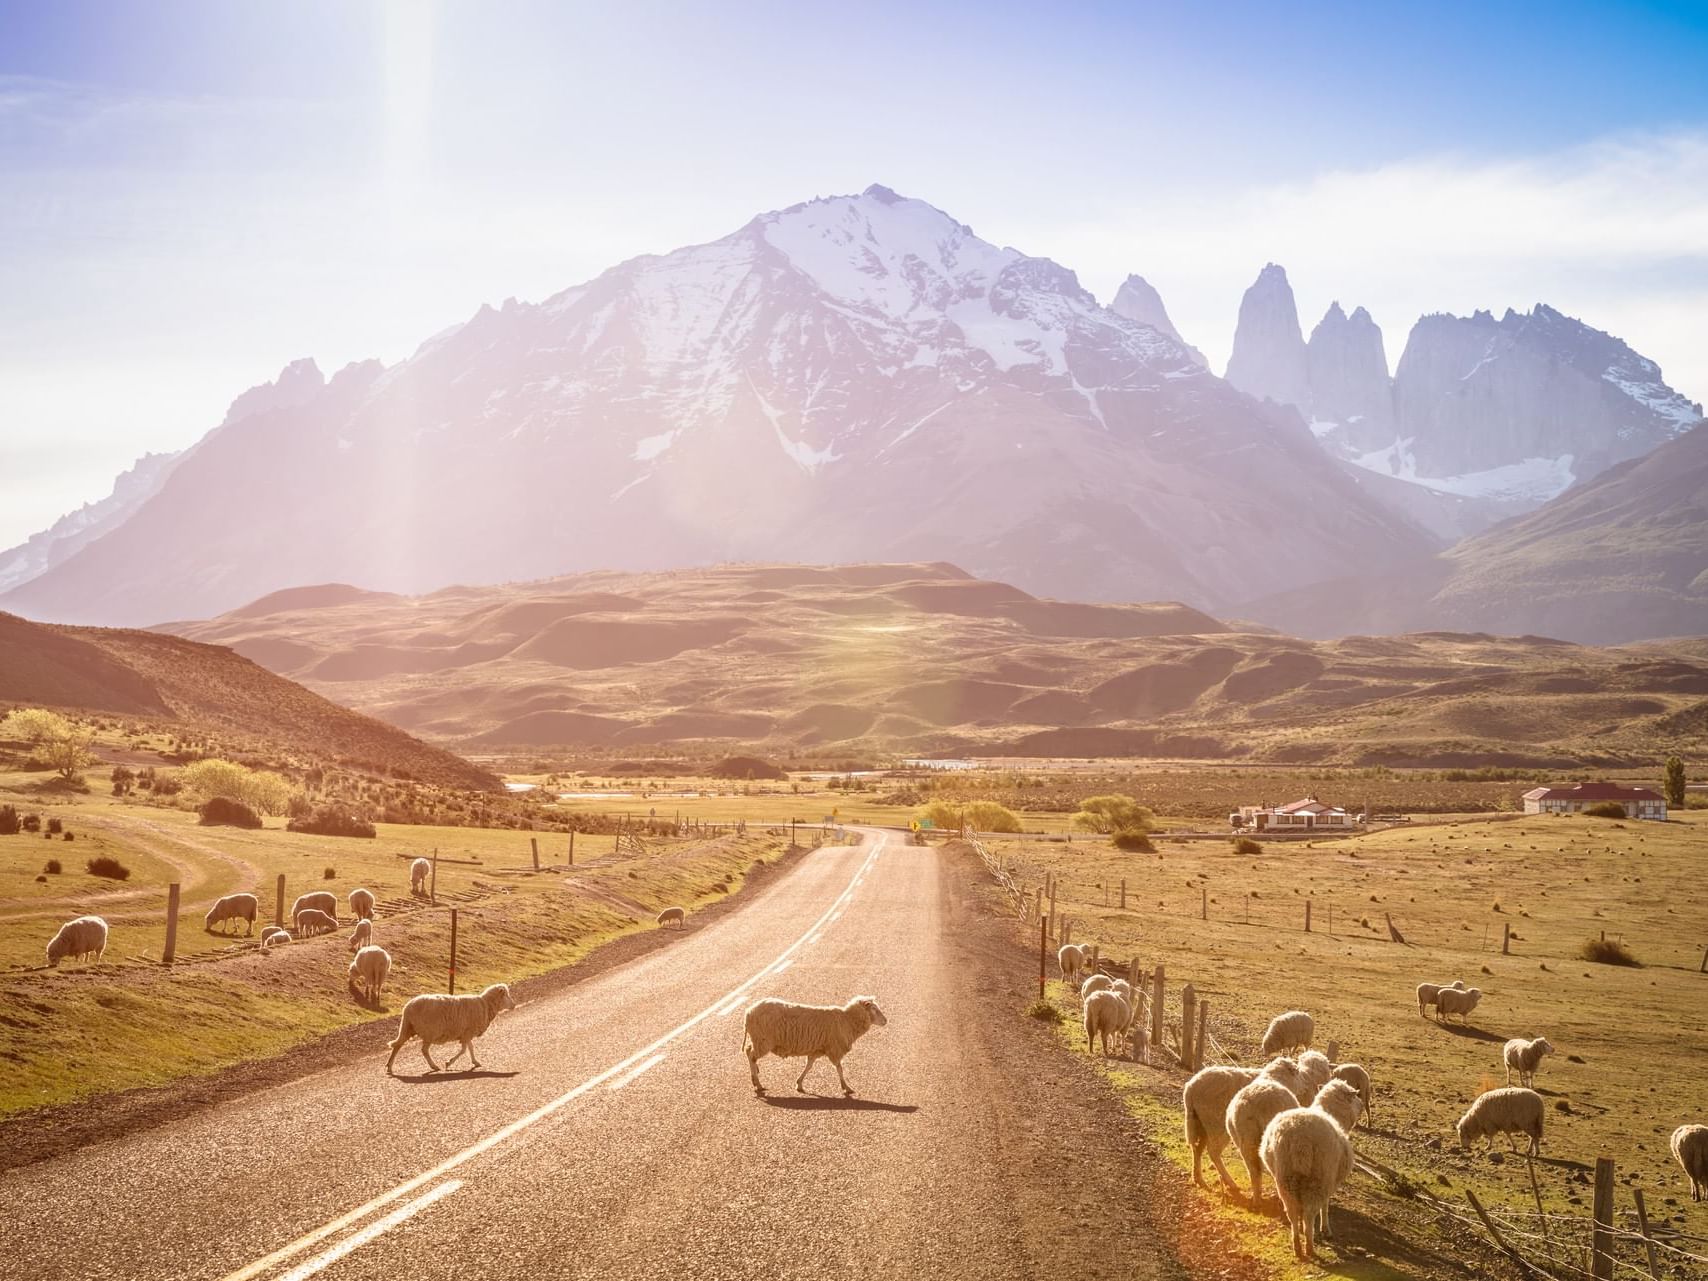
{"left": 1, "top": 185, "right": 1435, "bottom": 625}
{"left": 0, "top": 450, "right": 181, "bottom": 595}
{"left": 1110, "top": 275, "right": 1206, "bottom": 367}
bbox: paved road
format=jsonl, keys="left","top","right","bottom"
{"left": 2, "top": 830, "right": 1184, "bottom": 1281}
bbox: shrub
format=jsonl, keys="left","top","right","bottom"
{"left": 183, "top": 758, "right": 296, "bottom": 816}
{"left": 198, "top": 796, "right": 262, "bottom": 829}
{"left": 1112, "top": 828, "right": 1156, "bottom": 852}
{"left": 86, "top": 856, "right": 131, "bottom": 880}
{"left": 0, "top": 708, "right": 96, "bottom": 780}
{"left": 21, "top": 813, "right": 40, "bottom": 833}
{"left": 323, "top": 866, "right": 336, "bottom": 880}
{"left": 1026, "top": 998, "right": 1063, "bottom": 1023}
{"left": 1073, "top": 794, "right": 1155, "bottom": 835}
{"left": 46, "top": 817, "right": 62, "bottom": 834}
{"left": 0, "top": 805, "right": 16, "bottom": 835}
{"left": 1583, "top": 801, "right": 1626, "bottom": 819}
{"left": 1231, "top": 836, "right": 1263, "bottom": 855}
{"left": 43, "top": 859, "right": 61, "bottom": 874}
{"left": 1579, "top": 937, "right": 1640, "bottom": 967}
{"left": 287, "top": 806, "right": 377, "bottom": 838}
{"left": 62, "top": 830, "right": 73, "bottom": 841}
{"left": 918, "top": 799, "right": 1022, "bottom": 833}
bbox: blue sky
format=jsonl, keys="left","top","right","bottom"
{"left": 4, "top": 0, "right": 1708, "bottom": 547}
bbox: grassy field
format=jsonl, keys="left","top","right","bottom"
{"left": 0, "top": 775, "right": 792, "bottom": 1117}
{"left": 984, "top": 813, "right": 1708, "bottom": 1278}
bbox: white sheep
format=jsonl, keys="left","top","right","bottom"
{"left": 204, "top": 893, "right": 258, "bottom": 936}
{"left": 1503, "top": 1037, "right": 1555, "bottom": 1088}
{"left": 1261, "top": 1010, "right": 1314, "bottom": 1056}
{"left": 1226, "top": 1076, "right": 1299, "bottom": 1201}
{"left": 1457, "top": 1087, "right": 1544, "bottom": 1155}
{"left": 259, "top": 927, "right": 291, "bottom": 949}
{"left": 656, "top": 906, "right": 685, "bottom": 929}
{"left": 1182, "top": 1065, "right": 1261, "bottom": 1190}
{"left": 1671, "top": 1125, "right": 1708, "bottom": 1202}
{"left": 1110, "top": 978, "right": 1134, "bottom": 1003}
{"left": 348, "top": 918, "right": 373, "bottom": 952}
{"left": 386, "top": 982, "right": 516, "bottom": 1074}
{"left": 1084, "top": 990, "right": 1131, "bottom": 1056}
{"left": 1297, "top": 1049, "right": 1334, "bottom": 1098}
{"left": 291, "top": 891, "right": 337, "bottom": 927}
{"left": 742, "top": 995, "right": 887, "bottom": 1096}
{"left": 1259, "top": 1081, "right": 1364, "bottom": 1260}
{"left": 1416, "top": 978, "right": 1467, "bottom": 1017}
{"left": 1080, "top": 973, "right": 1113, "bottom": 999}
{"left": 293, "top": 907, "right": 338, "bottom": 937}
{"left": 45, "top": 915, "right": 108, "bottom": 967}
{"left": 348, "top": 887, "right": 376, "bottom": 921}
{"left": 347, "top": 945, "right": 392, "bottom": 1002}
{"left": 1057, "top": 944, "right": 1090, "bottom": 985}
{"left": 1435, "top": 986, "right": 1483, "bottom": 1024}
{"left": 410, "top": 857, "right": 431, "bottom": 895}
{"left": 1262, "top": 1055, "right": 1313, "bottom": 1106}
{"left": 1329, "top": 1062, "right": 1373, "bottom": 1120}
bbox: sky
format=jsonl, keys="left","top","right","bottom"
{"left": 3, "top": 0, "right": 1708, "bottom": 548}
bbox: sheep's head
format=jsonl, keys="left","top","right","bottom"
{"left": 1536, "top": 1037, "right": 1555, "bottom": 1057}
{"left": 483, "top": 983, "right": 517, "bottom": 1014}
{"left": 1313, "top": 1079, "right": 1364, "bottom": 1131}
{"left": 1463, "top": 988, "right": 1483, "bottom": 1005}
{"left": 1449, "top": 979, "right": 1467, "bottom": 990}
{"left": 854, "top": 996, "right": 887, "bottom": 1027}
{"left": 1455, "top": 1114, "right": 1475, "bottom": 1149}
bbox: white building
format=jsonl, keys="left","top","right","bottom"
{"left": 1231, "top": 797, "right": 1360, "bottom": 832}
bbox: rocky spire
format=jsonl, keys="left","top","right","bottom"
{"left": 1110, "top": 274, "right": 1207, "bottom": 367}
{"left": 1224, "top": 264, "right": 1310, "bottom": 411}
{"left": 1305, "top": 302, "right": 1395, "bottom": 448}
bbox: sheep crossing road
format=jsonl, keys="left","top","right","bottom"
{"left": 0, "top": 831, "right": 1185, "bottom": 1281}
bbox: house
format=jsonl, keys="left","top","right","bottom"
{"left": 1231, "top": 797, "right": 1361, "bottom": 831}
{"left": 1522, "top": 782, "right": 1667, "bottom": 822}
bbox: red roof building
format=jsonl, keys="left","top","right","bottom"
{"left": 1522, "top": 782, "right": 1667, "bottom": 821}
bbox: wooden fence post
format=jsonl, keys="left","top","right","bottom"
{"left": 274, "top": 873, "right": 286, "bottom": 928}
{"left": 1120, "top": 878, "right": 1126, "bottom": 909}
{"left": 162, "top": 883, "right": 181, "bottom": 964}
{"left": 1466, "top": 1190, "right": 1540, "bottom": 1281}
{"left": 1128, "top": 955, "right": 1141, "bottom": 988}
{"left": 1038, "top": 917, "right": 1047, "bottom": 1000}
{"left": 1305, "top": 900, "right": 1312, "bottom": 933}
{"left": 448, "top": 908, "right": 459, "bottom": 995}
{"left": 1632, "top": 1188, "right": 1662, "bottom": 1281}
{"left": 1149, "top": 964, "right": 1166, "bottom": 1057}
{"left": 1195, "top": 999, "right": 1209, "bottom": 1070}
{"left": 1591, "top": 1156, "right": 1615, "bottom": 1280}
{"left": 430, "top": 848, "right": 439, "bottom": 905}
{"left": 1201, "top": 885, "right": 1207, "bottom": 921}
{"left": 568, "top": 830, "right": 575, "bottom": 866}
{"left": 1180, "top": 983, "right": 1197, "bottom": 1068}
{"left": 1699, "top": 943, "right": 1706, "bottom": 973}
{"left": 1503, "top": 922, "right": 1512, "bottom": 955}
{"left": 530, "top": 837, "right": 539, "bottom": 871}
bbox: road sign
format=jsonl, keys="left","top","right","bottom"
{"left": 919, "top": 817, "right": 934, "bottom": 830}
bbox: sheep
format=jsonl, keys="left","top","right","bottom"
{"left": 410, "top": 857, "right": 431, "bottom": 895}
{"left": 347, "top": 945, "right": 391, "bottom": 1002}
{"left": 1435, "top": 986, "right": 1483, "bottom": 1024}
{"left": 1503, "top": 1037, "right": 1555, "bottom": 1088}
{"left": 45, "top": 915, "right": 108, "bottom": 967}
{"left": 1080, "top": 973, "right": 1112, "bottom": 999}
{"left": 1297, "top": 1049, "right": 1334, "bottom": 1098}
{"left": 259, "top": 927, "right": 291, "bottom": 949}
{"left": 386, "top": 983, "right": 516, "bottom": 1074}
{"left": 1259, "top": 1082, "right": 1364, "bottom": 1260}
{"left": 293, "top": 908, "right": 338, "bottom": 937}
{"left": 1110, "top": 978, "right": 1134, "bottom": 1003}
{"left": 1416, "top": 978, "right": 1467, "bottom": 1018}
{"left": 1671, "top": 1125, "right": 1708, "bottom": 1202}
{"left": 291, "top": 892, "right": 337, "bottom": 928}
{"left": 348, "top": 888, "right": 376, "bottom": 921}
{"left": 348, "top": 918, "right": 373, "bottom": 952}
{"left": 1457, "top": 1087, "right": 1545, "bottom": 1155}
{"left": 1262, "top": 1055, "right": 1314, "bottom": 1106}
{"left": 656, "top": 906, "right": 685, "bottom": 929}
{"left": 1057, "top": 944, "right": 1090, "bottom": 985}
{"left": 1181, "top": 1065, "right": 1261, "bottom": 1190}
{"left": 204, "top": 893, "right": 258, "bottom": 936}
{"left": 1226, "top": 1077, "right": 1299, "bottom": 1201}
{"left": 1261, "top": 1010, "right": 1314, "bottom": 1056}
{"left": 1329, "top": 1062, "right": 1373, "bottom": 1120}
{"left": 1084, "top": 990, "right": 1131, "bottom": 1056}
{"left": 742, "top": 995, "right": 887, "bottom": 1096}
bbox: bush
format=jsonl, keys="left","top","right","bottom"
{"left": 183, "top": 758, "right": 297, "bottom": 816}
{"left": 0, "top": 805, "right": 16, "bottom": 835}
{"left": 43, "top": 859, "right": 61, "bottom": 874}
{"left": 1231, "top": 836, "right": 1263, "bottom": 855}
{"left": 1583, "top": 801, "right": 1626, "bottom": 819}
{"left": 86, "top": 856, "right": 131, "bottom": 880}
{"left": 1112, "top": 828, "right": 1156, "bottom": 852}
{"left": 287, "top": 806, "right": 377, "bottom": 838}
{"left": 46, "top": 817, "right": 63, "bottom": 834}
{"left": 198, "top": 796, "right": 263, "bottom": 829}
{"left": 1026, "top": 998, "right": 1063, "bottom": 1023}
{"left": 918, "top": 800, "right": 1022, "bottom": 834}
{"left": 62, "top": 830, "right": 73, "bottom": 841}
{"left": 21, "top": 813, "right": 40, "bottom": 833}
{"left": 1580, "top": 937, "right": 1640, "bottom": 966}
{"left": 1073, "top": 794, "right": 1155, "bottom": 835}
{"left": 323, "top": 866, "right": 336, "bottom": 880}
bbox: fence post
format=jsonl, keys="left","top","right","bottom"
{"left": 1591, "top": 1156, "right": 1615, "bottom": 1280}
{"left": 1038, "top": 917, "right": 1048, "bottom": 1000}
{"left": 1120, "top": 878, "right": 1126, "bottom": 909}
{"left": 1201, "top": 885, "right": 1207, "bottom": 921}
{"left": 1632, "top": 1188, "right": 1662, "bottom": 1281}
{"left": 1466, "top": 1190, "right": 1540, "bottom": 1281}
{"left": 1503, "top": 922, "right": 1512, "bottom": 956}
{"left": 430, "top": 848, "right": 439, "bottom": 905}
{"left": 448, "top": 907, "right": 459, "bottom": 995}
{"left": 1149, "top": 964, "right": 1166, "bottom": 1058}
{"left": 1195, "top": 999, "right": 1209, "bottom": 1071}
{"left": 1305, "top": 900, "right": 1312, "bottom": 933}
{"left": 1699, "top": 943, "right": 1706, "bottom": 973}
{"left": 1245, "top": 893, "right": 1250, "bottom": 924}
{"left": 1180, "top": 983, "right": 1197, "bottom": 1068}
{"left": 274, "top": 873, "right": 286, "bottom": 928}
{"left": 1128, "top": 955, "right": 1141, "bottom": 988}
{"left": 162, "top": 883, "right": 181, "bottom": 964}
{"left": 568, "top": 830, "right": 574, "bottom": 866}
{"left": 530, "top": 837, "right": 540, "bottom": 871}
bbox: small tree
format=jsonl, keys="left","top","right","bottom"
{"left": 1664, "top": 756, "right": 1686, "bottom": 809}
{"left": 1, "top": 708, "right": 96, "bottom": 781}
{"left": 1072, "top": 794, "right": 1155, "bottom": 836}
{"left": 183, "top": 758, "right": 296, "bottom": 816}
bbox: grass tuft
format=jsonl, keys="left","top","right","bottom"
{"left": 1579, "top": 936, "right": 1640, "bottom": 966}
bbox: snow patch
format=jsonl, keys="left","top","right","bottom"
{"left": 1349, "top": 438, "right": 1577, "bottom": 502}
{"left": 632, "top": 430, "right": 678, "bottom": 462}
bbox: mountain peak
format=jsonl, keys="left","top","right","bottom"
{"left": 220, "top": 358, "right": 326, "bottom": 428}
{"left": 1225, "top": 263, "right": 1309, "bottom": 408}
{"left": 1110, "top": 274, "right": 1206, "bottom": 367}
{"left": 861, "top": 182, "right": 904, "bottom": 203}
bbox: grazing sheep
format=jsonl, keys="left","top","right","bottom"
{"left": 386, "top": 983, "right": 516, "bottom": 1074}
{"left": 1503, "top": 1037, "right": 1555, "bottom": 1088}
{"left": 1435, "top": 986, "right": 1483, "bottom": 1024}
{"left": 742, "top": 995, "right": 887, "bottom": 1096}
{"left": 1182, "top": 1065, "right": 1261, "bottom": 1190}
{"left": 347, "top": 945, "right": 391, "bottom": 1002}
{"left": 1416, "top": 979, "right": 1467, "bottom": 1018}
{"left": 1110, "top": 978, "right": 1133, "bottom": 1003}
{"left": 1057, "top": 944, "right": 1090, "bottom": 985}
{"left": 1084, "top": 990, "right": 1131, "bottom": 1056}
{"left": 1226, "top": 1077, "right": 1299, "bottom": 1201}
{"left": 45, "top": 915, "right": 108, "bottom": 967}
{"left": 348, "top": 918, "right": 373, "bottom": 952}
{"left": 1311, "top": 1079, "right": 1365, "bottom": 1135}
{"left": 291, "top": 892, "right": 337, "bottom": 926}
{"left": 1080, "top": 973, "right": 1112, "bottom": 999}
{"left": 1262, "top": 1055, "right": 1314, "bottom": 1106}
{"left": 348, "top": 888, "right": 376, "bottom": 921}
{"left": 1259, "top": 1084, "right": 1363, "bottom": 1260}
{"left": 656, "top": 906, "right": 685, "bottom": 929}
{"left": 1297, "top": 1049, "right": 1334, "bottom": 1098}
{"left": 1671, "top": 1125, "right": 1708, "bottom": 1202}
{"left": 1457, "top": 1087, "right": 1545, "bottom": 1155}
{"left": 204, "top": 893, "right": 258, "bottom": 936}
{"left": 293, "top": 907, "right": 338, "bottom": 937}
{"left": 259, "top": 927, "right": 291, "bottom": 949}
{"left": 410, "top": 857, "right": 431, "bottom": 895}
{"left": 1329, "top": 1062, "right": 1373, "bottom": 1120}
{"left": 1261, "top": 1010, "right": 1315, "bottom": 1056}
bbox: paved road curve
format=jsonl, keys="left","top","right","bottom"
{"left": 3, "top": 830, "right": 1184, "bottom": 1281}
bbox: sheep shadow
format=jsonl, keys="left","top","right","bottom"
{"left": 758, "top": 1095, "right": 919, "bottom": 1114}
{"left": 391, "top": 1069, "right": 521, "bottom": 1084}
{"left": 1435, "top": 1023, "right": 1505, "bottom": 1044}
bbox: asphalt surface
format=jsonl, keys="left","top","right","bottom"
{"left": 2, "top": 830, "right": 1188, "bottom": 1281}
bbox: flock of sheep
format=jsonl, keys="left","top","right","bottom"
{"left": 1059, "top": 943, "right": 1708, "bottom": 1261}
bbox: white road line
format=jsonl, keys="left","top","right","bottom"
{"left": 607, "top": 1052, "right": 666, "bottom": 1091}
{"left": 713, "top": 992, "right": 750, "bottom": 1017}
{"left": 770, "top": 959, "right": 792, "bottom": 974}
{"left": 220, "top": 832, "right": 886, "bottom": 1281}
{"left": 273, "top": 1180, "right": 462, "bottom": 1281}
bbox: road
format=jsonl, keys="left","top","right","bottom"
{"left": 1, "top": 830, "right": 1186, "bottom": 1281}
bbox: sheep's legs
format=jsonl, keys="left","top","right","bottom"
{"left": 446, "top": 1040, "right": 478, "bottom": 1070}
{"left": 1206, "top": 1146, "right": 1239, "bottom": 1193}
{"left": 795, "top": 1055, "right": 818, "bottom": 1091}
{"left": 748, "top": 1049, "right": 764, "bottom": 1094}
{"left": 833, "top": 1056, "right": 854, "bottom": 1097}
{"left": 422, "top": 1044, "right": 442, "bottom": 1072}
